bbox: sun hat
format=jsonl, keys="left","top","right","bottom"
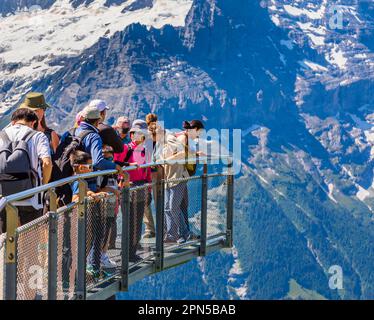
{"left": 19, "top": 92, "right": 51, "bottom": 110}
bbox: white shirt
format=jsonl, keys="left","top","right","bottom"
{"left": 4, "top": 124, "right": 51, "bottom": 209}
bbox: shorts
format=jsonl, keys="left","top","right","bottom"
{"left": 0, "top": 206, "right": 43, "bottom": 234}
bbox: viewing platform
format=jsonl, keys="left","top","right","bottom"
{"left": 0, "top": 157, "right": 234, "bottom": 300}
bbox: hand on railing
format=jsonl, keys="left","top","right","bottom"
{"left": 116, "top": 164, "right": 124, "bottom": 176}
{"left": 87, "top": 191, "right": 111, "bottom": 202}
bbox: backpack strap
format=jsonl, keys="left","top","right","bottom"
{"left": 0, "top": 131, "right": 11, "bottom": 145}
{"left": 21, "top": 130, "right": 38, "bottom": 143}
{"left": 76, "top": 129, "right": 96, "bottom": 141}
{"left": 43, "top": 128, "right": 53, "bottom": 143}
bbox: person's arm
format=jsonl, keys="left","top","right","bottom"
{"left": 162, "top": 135, "right": 192, "bottom": 161}
{"left": 41, "top": 157, "right": 52, "bottom": 184}
{"left": 72, "top": 194, "right": 79, "bottom": 203}
{"left": 36, "top": 133, "right": 52, "bottom": 184}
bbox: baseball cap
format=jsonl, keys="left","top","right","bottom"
{"left": 82, "top": 105, "right": 101, "bottom": 120}
{"left": 88, "top": 99, "right": 109, "bottom": 112}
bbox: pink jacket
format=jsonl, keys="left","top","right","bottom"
{"left": 114, "top": 141, "right": 151, "bottom": 183}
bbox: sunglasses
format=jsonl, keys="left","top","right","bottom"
{"left": 74, "top": 164, "right": 93, "bottom": 170}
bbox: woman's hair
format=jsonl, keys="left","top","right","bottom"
{"left": 183, "top": 120, "right": 205, "bottom": 130}
{"left": 146, "top": 113, "right": 158, "bottom": 126}
{"left": 11, "top": 108, "right": 39, "bottom": 124}
{"left": 39, "top": 114, "right": 50, "bottom": 130}
{"left": 70, "top": 150, "right": 92, "bottom": 166}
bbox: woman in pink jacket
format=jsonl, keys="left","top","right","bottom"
{"left": 114, "top": 126, "right": 151, "bottom": 263}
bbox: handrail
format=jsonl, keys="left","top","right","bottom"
{"left": 1, "top": 156, "right": 231, "bottom": 205}
{"left": 1, "top": 155, "right": 234, "bottom": 300}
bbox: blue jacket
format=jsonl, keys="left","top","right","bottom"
{"left": 75, "top": 122, "right": 117, "bottom": 171}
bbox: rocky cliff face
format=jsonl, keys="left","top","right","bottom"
{"left": 0, "top": 0, "right": 373, "bottom": 299}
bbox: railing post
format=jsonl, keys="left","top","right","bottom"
{"left": 76, "top": 179, "right": 87, "bottom": 300}
{"left": 5, "top": 203, "right": 18, "bottom": 300}
{"left": 47, "top": 189, "right": 58, "bottom": 300}
{"left": 226, "top": 160, "right": 234, "bottom": 248}
{"left": 199, "top": 164, "right": 208, "bottom": 257}
{"left": 120, "top": 173, "right": 130, "bottom": 292}
{"left": 155, "top": 166, "right": 165, "bottom": 272}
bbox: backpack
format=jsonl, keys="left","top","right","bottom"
{"left": 53, "top": 128, "right": 76, "bottom": 162}
{"left": 184, "top": 133, "right": 197, "bottom": 177}
{"left": 50, "top": 128, "right": 96, "bottom": 206}
{"left": 0, "top": 130, "right": 39, "bottom": 197}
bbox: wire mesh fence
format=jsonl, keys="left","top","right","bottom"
{"left": 164, "top": 176, "right": 202, "bottom": 249}
{"left": 0, "top": 233, "right": 5, "bottom": 300}
{"left": 128, "top": 182, "right": 157, "bottom": 265}
{"left": 0, "top": 162, "right": 233, "bottom": 300}
{"left": 206, "top": 174, "right": 228, "bottom": 238}
{"left": 56, "top": 204, "right": 79, "bottom": 300}
{"left": 15, "top": 215, "right": 49, "bottom": 300}
{"left": 86, "top": 194, "right": 119, "bottom": 290}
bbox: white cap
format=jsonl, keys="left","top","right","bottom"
{"left": 88, "top": 99, "right": 109, "bottom": 112}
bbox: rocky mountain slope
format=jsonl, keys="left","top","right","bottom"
{"left": 0, "top": 0, "right": 373, "bottom": 299}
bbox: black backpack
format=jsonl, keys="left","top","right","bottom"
{"left": 50, "top": 128, "right": 95, "bottom": 206}
{"left": 0, "top": 130, "right": 39, "bottom": 197}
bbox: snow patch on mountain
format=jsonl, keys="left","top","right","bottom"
{"left": 0, "top": 0, "right": 193, "bottom": 113}
{"left": 227, "top": 246, "right": 248, "bottom": 300}
{"left": 265, "top": 0, "right": 374, "bottom": 101}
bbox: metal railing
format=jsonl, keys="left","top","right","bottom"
{"left": 0, "top": 157, "right": 234, "bottom": 300}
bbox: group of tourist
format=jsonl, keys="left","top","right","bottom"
{"left": 0, "top": 92, "right": 206, "bottom": 279}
